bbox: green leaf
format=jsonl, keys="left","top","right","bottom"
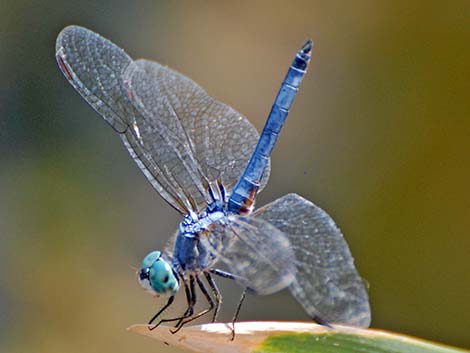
{"left": 128, "top": 321, "right": 469, "bottom": 353}
{"left": 254, "top": 332, "right": 466, "bottom": 353}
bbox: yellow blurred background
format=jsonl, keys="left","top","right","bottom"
{"left": 1, "top": 1, "right": 469, "bottom": 352}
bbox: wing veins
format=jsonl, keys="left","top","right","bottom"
{"left": 157, "top": 70, "right": 213, "bottom": 204}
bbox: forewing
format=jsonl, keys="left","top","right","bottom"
{"left": 123, "top": 59, "right": 270, "bottom": 211}
{"left": 56, "top": 25, "right": 270, "bottom": 215}
{"left": 55, "top": 26, "right": 132, "bottom": 133}
{"left": 200, "top": 216, "right": 295, "bottom": 295}
{"left": 254, "top": 193, "right": 371, "bottom": 327}
{"left": 56, "top": 26, "right": 191, "bottom": 213}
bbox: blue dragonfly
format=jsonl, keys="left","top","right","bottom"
{"left": 56, "top": 25, "right": 371, "bottom": 333}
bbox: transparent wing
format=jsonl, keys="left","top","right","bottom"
{"left": 56, "top": 25, "right": 270, "bottom": 214}
{"left": 200, "top": 216, "right": 296, "bottom": 295}
{"left": 122, "top": 59, "right": 270, "bottom": 212}
{"left": 254, "top": 193, "right": 371, "bottom": 327}
{"left": 56, "top": 26, "right": 188, "bottom": 213}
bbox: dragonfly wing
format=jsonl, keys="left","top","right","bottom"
{"left": 56, "top": 26, "right": 194, "bottom": 213}
{"left": 55, "top": 27, "right": 135, "bottom": 134}
{"left": 253, "top": 193, "right": 371, "bottom": 327}
{"left": 120, "top": 60, "right": 212, "bottom": 211}
{"left": 56, "top": 25, "right": 270, "bottom": 214}
{"left": 123, "top": 59, "right": 270, "bottom": 211}
{"left": 201, "top": 216, "right": 296, "bottom": 295}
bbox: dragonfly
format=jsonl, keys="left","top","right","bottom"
{"left": 56, "top": 25, "right": 371, "bottom": 333}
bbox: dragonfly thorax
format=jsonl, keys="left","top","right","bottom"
{"left": 179, "top": 201, "right": 227, "bottom": 235}
{"left": 172, "top": 201, "right": 228, "bottom": 272}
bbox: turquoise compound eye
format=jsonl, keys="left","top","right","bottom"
{"left": 141, "top": 251, "right": 161, "bottom": 269}
{"left": 138, "top": 251, "right": 179, "bottom": 296}
{"left": 148, "top": 259, "right": 179, "bottom": 295}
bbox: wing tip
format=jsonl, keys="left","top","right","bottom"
{"left": 56, "top": 25, "right": 78, "bottom": 51}
{"left": 312, "top": 315, "right": 333, "bottom": 328}
{"left": 56, "top": 25, "right": 97, "bottom": 53}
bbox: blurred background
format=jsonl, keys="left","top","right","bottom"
{"left": 1, "top": 1, "right": 469, "bottom": 352}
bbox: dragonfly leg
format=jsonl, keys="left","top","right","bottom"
{"left": 171, "top": 274, "right": 215, "bottom": 333}
{"left": 148, "top": 274, "right": 196, "bottom": 330}
{"left": 204, "top": 272, "right": 222, "bottom": 322}
{"left": 209, "top": 268, "right": 250, "bottom": 339}
{"left": 230, "top": 288, "right": 247, "bottom": 341}
{"left": 148, "top": 295, "right": 175, "bottom": 329}
{"left": 209, "top": 268, "right": 245, "bottom": 281}
{"left": 173, "top": 274, "right": 196, "bottom": 328}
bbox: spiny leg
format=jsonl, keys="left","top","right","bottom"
{"left": 149, "top": 274, "right": 195, "bottom": 330}
{"left": 230, "top": 288, "right": 247, "bottom": 341}
{"left": 210, "top": 268, "right": 249, "bottom": 340}
{"left": 171, "top": 275, "right": 215, "bottom": 333}
{"left": 210, "top": 268, "right": 245, "bottom": 281}
{"left": 204, "top": 272, "right": 222, "bottom": 322}
{"left": 173, "top": 275, "right": 197, "bottom": 328}
{"left": 148, "top": 295, "right": 175, "bottom": 329}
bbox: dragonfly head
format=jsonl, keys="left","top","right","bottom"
{"left": 138, "top": 251, "right": 179, "bottom": 296}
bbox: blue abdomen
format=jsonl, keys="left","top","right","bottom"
{"left": 228, "top": 40, "right": 313, "bottom": 214}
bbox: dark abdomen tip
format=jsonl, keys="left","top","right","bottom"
{"left": 301, "top": 39, "right": 313, "bottom": 55}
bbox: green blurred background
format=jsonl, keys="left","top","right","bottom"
{"left": 1, "top": 1, "right": 469, "bottom": 352}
